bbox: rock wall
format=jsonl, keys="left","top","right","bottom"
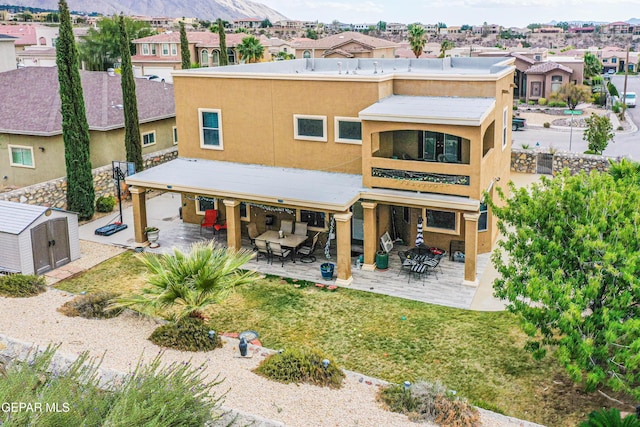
{"left": 511, "top": 148, "right": 621, "bottom": 176}
{"left": 0, "top": 147, "right": 177, "bottom": 209}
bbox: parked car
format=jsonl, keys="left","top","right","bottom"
{"left": 624, "top": 92, "right": 636, "bottom": 108}
{"left": 512, "top": 117, "right": 526, "bottom": 131}
{"left": 607, "top": 69, "right": 616, "bottom": 75}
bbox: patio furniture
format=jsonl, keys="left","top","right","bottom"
{"left": 269, "top": 242, "right": 291, "bottom": 267}
{"left": 297, "top": 232, "right": 320, "bottom": 263}
{"left": 408, "top": 244, "right": 429, "bottom": 256}
{"left": 254, "top": 239, "right": 271, "bottom": 263}
{"left": 247, "top": 222, "right": 259, "bottom": 250}
{"left": 293, "top": 221, "right": 308, "bottom": 237}
{"left": 200, "top": 209, "right": 219, "bottom": 235}
{"left": 423, "top": 257, "right": 441, "bottom": 280}
{"left": 410, "top": 262, "right": 429, "bottom": 284}
{"left": 280, "top": 219, "right": 294, "bottom": 235}
{"left": 256, "top": 230, "right": 307, "bottom": 263}
{"left": 397, "top": 251, "right": 415, "bottom": 280}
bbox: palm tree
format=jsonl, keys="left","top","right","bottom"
{"left": 579, "top": 408, "right": 640, "bottom": 427}
{"left": 407, "top": 24, "right": 426, "bottom": 58}
{"left": 237, "top": 35, "right": 265, "bottom": 64}
{"left": 439, "top": 40, "right": 454, "bottom": 58}
{"left": 114, "top": 241, "right": 259, "bottom": 321}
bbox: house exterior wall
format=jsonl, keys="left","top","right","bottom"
{"left": 0, "top": 40, "right": 15, "bottom": 73}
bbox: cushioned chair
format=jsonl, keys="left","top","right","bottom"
{"left": 297, "top": 232, "right": 320, "bottom": 263}
{"left": 254, "top": 239, "right": 270, "bottom": 263}
{"left": 247, "top": 223, "right": 259, "bottom": 250}
{"left": 269, "top": 242, "right": 291, "bottom": 267}
{"left": 280, "top": 219, "right": 294, "bottom": 235}
{"left": 294, "top": 222, "right": 307, "bottom": 237}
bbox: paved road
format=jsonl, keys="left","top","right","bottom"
{"left": 513, "top": 75, "right": 639, "bottom": 159}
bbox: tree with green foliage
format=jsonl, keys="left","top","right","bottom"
{"left": 179, "top": 21, "right": 191, "bottom": 70}
{"left": 260, "top": 18, "right": 272, "bottom": 28}
{"left": 490, "top": 168, "right": 640, "bottom": 399}
{"left": 583, "top": 113, "right": 614, "bottom": 154}
{"left": 408, "top": 24, "right": 426, "bottom": 58}
{"left": 579, "top": 407, "right": 640, "bottom": 427}
{"left": 78, "top": 15, "right": 154, "bottom": 71}
{"left": 117, "top": 14, "right": 143, "bottom": 173}
{"left": 216, "top": 18, "right": 228, "bottom": 66}
{"left": 557, "top": 82, "right": 592, "bottom": 110}
{"left": 377, "top": 21, "right": 387, "bottom": 32}
{"left": 113, "top": 242, "right": 259, "bottom": 321}
{"left": 237, "top": 35, "right": 264, "bottom": 63}
{"left": 56, "top": 0, "right": 94, "bottom": 220}
{"left": 275, "top": 51, "right": 295, "bottom": 60}
{"left": 608, "top": 81, "right": 620, "bottom": 97}
{"left": 583, "top": 52, "right": 603, "bottom": 80}
{"left": 439, "top": 40, "right": 454, "bottom": 58}
{"left": 306, "top": 28, "right": 318, "bottom": 39}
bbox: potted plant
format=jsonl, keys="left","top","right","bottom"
{"left": 145, "top": 226, "right": 160, "bottom": 248}
{"left": 320, "top": 262, "right": 334, "bottom": 280}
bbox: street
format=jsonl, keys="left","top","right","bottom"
{"left": 512, "top": 75, "right": 640, "bottom": 159}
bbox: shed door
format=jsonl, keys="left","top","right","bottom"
{"left": 50, "top": 218, "right": 70, "bottom": 268}
{"left": 31, "top": 223, "right": 52, "bottom": 275}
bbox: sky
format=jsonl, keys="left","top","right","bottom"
{"left": 258, "top": 0, "right": 638, "bottom": 27}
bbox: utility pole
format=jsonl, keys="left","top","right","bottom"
{"left": 622, "top": 45, "right": 630, "bottom": 117}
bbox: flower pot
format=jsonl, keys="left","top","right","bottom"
{"left": 375, "top": 251, "right": 389, "bottom": 270}
{"left": 146, "top": 230, "right": 160, "bottom": 248}
{"left": 320, "top": 262, "right": 335, "bottom": 280}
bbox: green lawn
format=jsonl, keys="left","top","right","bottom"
{"left": 54, "top": 252, "right": 629, "bottom": 426}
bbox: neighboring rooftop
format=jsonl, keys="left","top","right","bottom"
{"left": 0, "top": 67, "right": 175, "bottom": 135}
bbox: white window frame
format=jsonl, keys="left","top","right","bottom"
{"left": 170, "top": 43, "right": 177, "bottom": 56}
{"left": 142, "top": 43, "right": 149, "bottom": 55}
{"left": 142, "top": 131, "right": 156, "bottom": 147}
{"left": 161, "top": 43, "right": 169, "bottom": 56}
{"left": 423, "top": 208, "right": 460, "bottom": 235}
{"left": 240, "top": 202, "right": 250, "bottom": 222}
{"left": 502, "top": 107, "right": 508, "bottom": 150}
{"left": 293, "top": 114, "right": 327, "bottom": 142}
{"left": 151, "top": 44, "right": 156, "bottom": 55}
{"left": 195, "top": 196, "right": 218, "bottom": 215}
{"left": 172, "top": 126, "right": 178, "bottom": 145}
{"left": 478, "top": 202, "right": 488, "bottom": 232}
{"left": 334, "top": 117, "right": 362, "bottom": 144}
{"left": 8, "top": 145, "right": 35, "bottom": 168}
{"left": 296, "top": 209, "right": 329, "bottom": 232}
{"left": 198, "top": 108, "right": 224, "bottom": 150}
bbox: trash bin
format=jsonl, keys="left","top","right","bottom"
{"left": 375, "top": 251, "right": 389, "bottom": 270}
{"left": 320, "top": 263, "right": 335, "bottom": 280}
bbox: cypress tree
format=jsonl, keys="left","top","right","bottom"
{"left": 56, "top": 0, "right": 95, "bottom": 220}
{"left": 217, "top": 19, "right": 228, "bottom": 66}
{"left": 118, "top": 14, "right": 143, "bottom": 173}
{"left": 179, "top": 21, "right": 191, "bottom": 69}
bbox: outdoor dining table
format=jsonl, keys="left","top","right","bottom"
{"left": 256, "top": 230, "right": 308, "bottom": 263}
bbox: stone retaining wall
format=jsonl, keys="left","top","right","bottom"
{"left": 511, "top": 148, "right": 620, "bottom": 176}
{"left": 0, "top": 147, "right": 177, "bottom": 209}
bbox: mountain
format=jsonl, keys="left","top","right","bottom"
{"left": 627, "top": 18, "right": 640, "bottom": 25}
{"left": 5, "top": 0, "right": 288, "bottom": 22}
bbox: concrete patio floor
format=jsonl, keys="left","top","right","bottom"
{"left": 79, "top": 190, "right": 505, "bottom": 311}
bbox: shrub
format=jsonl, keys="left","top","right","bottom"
{"left": 379, "top": 380, "right": 480, "bottom": 426}
{"left": 512, "top": 105, "right": 518, "bottom": 110}
{"left": 149, "top": 317, "right": 222, "bottom": 352}
{"left": 0, "top": 274, "right": 46, "bottom": 297}
{"left": 579, "top": 407, "right": 640, "bottom": 427}
{"left": 58, "top": 292, "right": 123, "bottom": 319}
{"left": 548, "top": 100, "right": 568, "bottom": 107}
{"left": 95, "top": 195, "right": 117, "bottom": 213}
{"left": 617, "top": 126, "right": 624, "bottom": 131}
{"left": 521, "top": 143, "right": 530, "bottom": 149}
{"left": 583, "top": 150, "right": 597, "bottom": 155}
{"left": 543, "top": 122, "right": 551, "bottom": 128}
{"left": 538, "top": 97, "right": 547, "bottom": 106}
{"left": 255, "top": 347, "right": 345, "bottom": 388}
{"left": 527, "top": 100, "right": 535, "bottom": 105}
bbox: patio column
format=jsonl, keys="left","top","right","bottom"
{"left": 223, "top": 199, "right": 241, "bottom": 252}
{"left": 333, "top": 211, "right": 353, "bottom": 286}
{"left": 361, "top": 201, "right": 377, "bottom": 271}
{"left": 130, "top": 186, "right": 147, "bottom": 244}
{"left": 463, "top": 212, "right": 480, "bottom": 285}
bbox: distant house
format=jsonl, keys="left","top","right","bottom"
{"left": 0, "top": 67, "right": 176, "bottom": 188}
{"left": 0, "top": 34, "right": 15, "bottom": 72}
{"left": 292, "top": 31, "right": 398, "bottom": 59}
{"left": 600, "top": 49, "right": 639, "bottom": 73}
{"left": 601, "top": 21, "right": 631, "bottom": 34}
{"left": 233, "top": 18, "right": 262, "bottom": 31}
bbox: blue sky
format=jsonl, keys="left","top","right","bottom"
{"left": 258, "top": 0, "right": 637, "bottom": 27}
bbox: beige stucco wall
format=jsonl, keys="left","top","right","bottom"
{"left": 0, "top": 40, "right": 15, "bottom": 73}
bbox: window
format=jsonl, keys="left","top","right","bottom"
{"left": 299, "top": 210, "right": 327, "bottom": 230}
{"left": 502, "top": 107, "right": 508, "bottom": 150}
{"left": 227, "top": 48, "right": 236, "bottom": 64}
{"left": 551, "top": 75, "right": 563, "bottom": 93}
{"left": 151, "top": 44, "right": 156, "bottom": 55}
{"left": 612, "top": 58, "right": 617, "bottom": 64}
{"left": 240, "top": 202, "right": 250, "bottom": 221}
{"left": 142, "top": 43, "right": 149, "bottom": 55}
{"left": 161, "top": 43, "right": 169, "bottom": 56}
{"left": 171, "top": 43, "right": 177, "bottom": 56}
{"left": 142, "top": 131, "right": 156, "bottom": 146}
{"left": 303, "top": 50, "right": 311, "bottom": 58}
{"left": 212, "top": 50, "right": 220, "bottom": 66}
{"left": 294, "top": 115, "right": 327, "bottom": 142}
{"left": 478, "top": 202, "right": 488, "bottom": 232}
{"left": 423, "top": 131, "right": 463, "bottom": 162}
{"left": 199, "top": 108, "right": 223, "bottom": 149}
{"left": 200, "top": 50, "right": 209, "bottom": 67}
{"left": 9, "top": 145, "right": 34, "bottom": 168}
{"left": 172, "top": 126, "right": 178, "bottom": 145}
{"left": 425, "top": 209, "right": 458, "bottom": 233}
{"left": 603, "top": 58, "right": 608, "bottom": 63}
{"left": 334, "top": 117, "right": 362, "bottom": 144}
{"left": 196, "top": 196, "right": 217, "bottom": 214}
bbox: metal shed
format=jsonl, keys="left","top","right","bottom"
{"left": 0, "top": 200, "right": 80, "bottom": 275}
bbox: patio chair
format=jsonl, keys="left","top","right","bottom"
{"left": 297, "top": 232, "right": 320, "bottom": 263}
{"left": 280, "top": 219, "right": 294, "bottom": 235}
{"left": 423, "top": 257, "right": 441, "bottom": 280}
{"left": 200, "top": 209, "right": 218, "bottom": 235}
{"left": 247, "top": 222, "right": 259, "bottom": 250}
{"left": 398, "top": 251, "right": 415, "bottom": 281}
{"left": 254, "top": 239, "right": 271, "bottom": 263}
{"left": 293, "top": 221, "right": 308, "bottom": 237}
{"left": 269, "top": 242, "right": 291, "bottom": 267}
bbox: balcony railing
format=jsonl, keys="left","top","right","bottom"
{"left": 371, "top": 167, "right": 470, "bottom": 186}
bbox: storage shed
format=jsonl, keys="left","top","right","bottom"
{"left": 0, "top": 200, "right": 80, "bottom": 275}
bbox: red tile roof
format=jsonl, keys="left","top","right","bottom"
{"left": 293, "top": 31, "right": 399, "bottom": 50}
{"left": 0, "top": 25, "right": 37, "bottom": 46}
{"left": 0, "top": 67, "right": 175, "bottom": 135}
{"left": 525, "top": 62, "right": 573, "bottom": 74}
{"left": 132, "top": 31, "right": 247, "bottom": 48}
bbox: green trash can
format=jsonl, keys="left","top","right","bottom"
{"left": 375, "top": 251, "right": 389, "bottom": 270}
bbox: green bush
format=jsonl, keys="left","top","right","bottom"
{"left": 617, "top": 126, "right": 624, "bottom": 131}
{"left": 255, "top": 347, "right": 345, "bottom": 388}
{"left": 579, "top": 407, "right": 640, "bottom": 427}
{"left": 95, "top": 195, "right": 117, "bottom": 213}
{"left": 149, "top": 317, "right": 222, "bottom": 352}
{"left": 379, "top": 381, "right": 480, "bottom": 426}
{"left": 0, "top": 274, "right": 46, "bottom": 297}
{"left": 521, "top": 144, "right": 530, "bottom": 149}
{"left": 538, "top": 97, "right": 547, "bottom": 106}
{"left": 527, "top": 100, "right": 535, "bottom": 105}
{"left": 548, "top": 100, "right": 568, "bottom": 107}
{"left": 512, "top": 105, "right": 518, "bottom": 110}
{"left": 543, "top": 122, "right": 551, "bottom": 128}
{"left": 583, "top": 150, "right": 597, "bottom": 155}
{"left": 58, "top": 292, "right": 123, "bottom": 319}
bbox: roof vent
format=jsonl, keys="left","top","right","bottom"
{"left": 107, "top": 68, "right": 115, "bottom": 76}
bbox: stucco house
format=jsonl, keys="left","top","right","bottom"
{"left": 126, "top": 57, "right": 515, "bottom": 287}
{"left": 0, "top": 67, "right": 176, "bottom": 188}
{"left": 292, "top": 32, "right": 399, "bottom": 59}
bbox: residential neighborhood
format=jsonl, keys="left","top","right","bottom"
{"left": 0, "top": 2, "right": 640, "bottom": 426}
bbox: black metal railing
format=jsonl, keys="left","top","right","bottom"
{"left": 371, "top": 168, "right": 470, "bottom": 185}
